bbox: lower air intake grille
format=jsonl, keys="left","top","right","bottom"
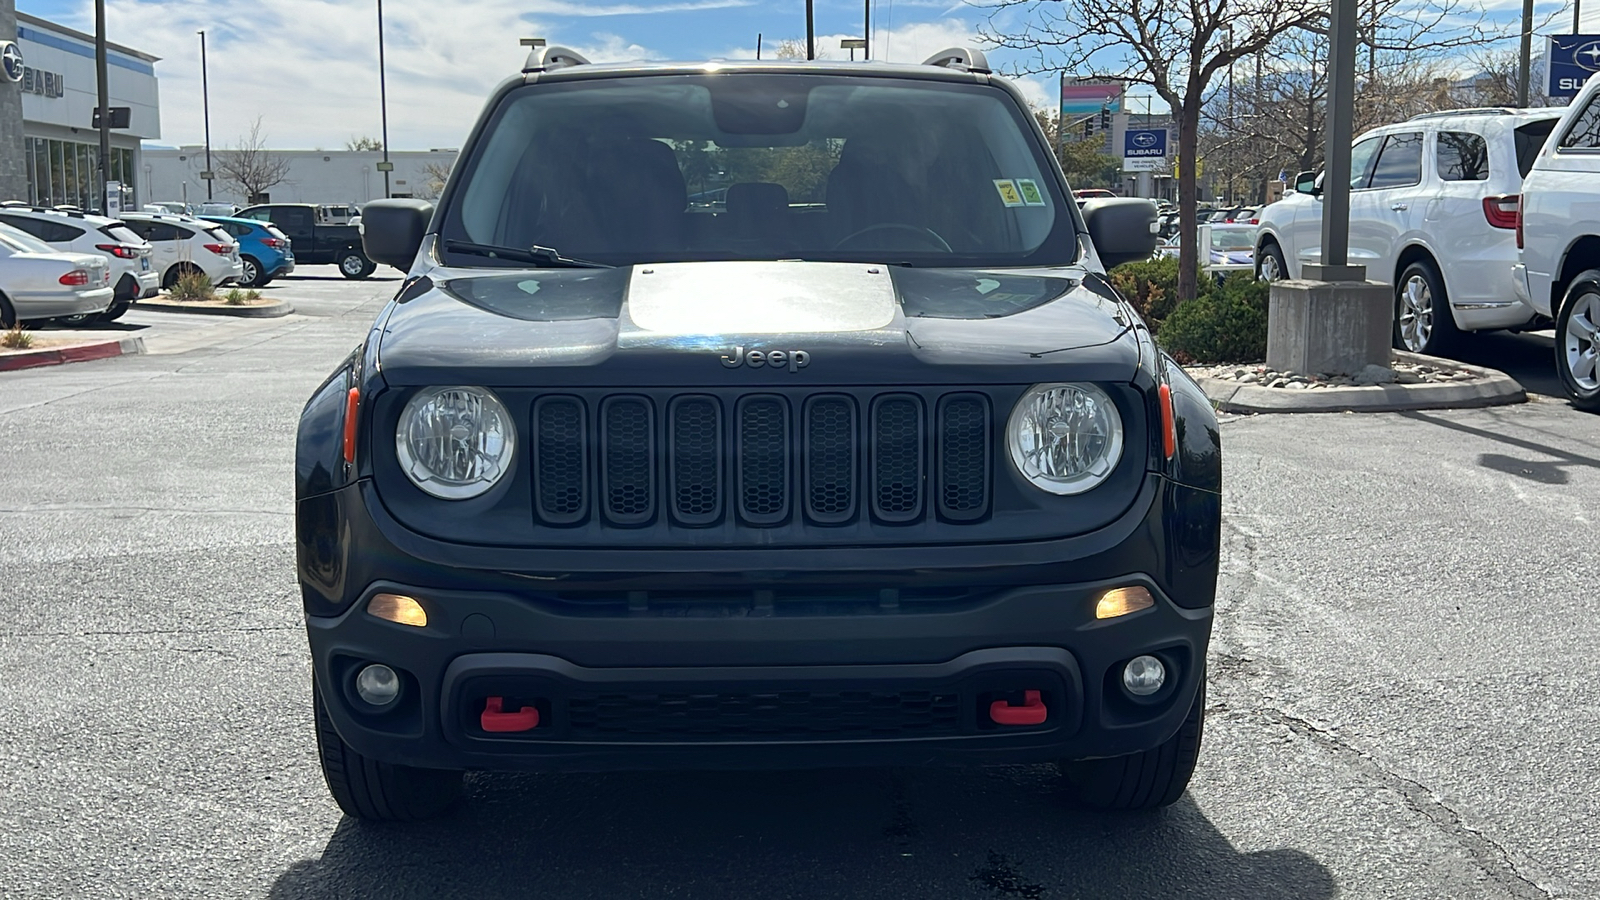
{"left": 566, "top": 690, "right": 962, "bottom": 739}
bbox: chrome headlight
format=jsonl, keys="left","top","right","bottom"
{"left": 1006, "top": 383, "right": 1124, "bottom": 495}
{"left": 395, "top": 386, "right": 514, "bottom": 499}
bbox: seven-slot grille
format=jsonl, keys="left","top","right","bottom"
{"left": 531, "top": 391, "right": 992, "bottom": 527}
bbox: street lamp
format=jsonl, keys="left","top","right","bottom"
{"left": 94, "top": 0, "right": 111, "bottom": 213}
{"left": 376, "top": 0, "right": 392, "bottom": 198}
{"left": 198, "top": 30, "right": 213, "bottom": 200}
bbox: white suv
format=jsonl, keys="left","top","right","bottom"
{"left": 1517, "top": 73, "right": 1600, "bottom": 411}
{"left": 1254, "top": 107, "right": 1563, "bottom": 355}
{"left": 121, "top": 213, "right": 245, "bottom": 290}
{"left": 0, "top": 204, "right": 158, "bottom": 322}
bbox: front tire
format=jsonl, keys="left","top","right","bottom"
{"left": 1394, "top": 261, "right": 1458, "bottom": 355}
{"left": 338, "top": 250, "right": 376, "bottom": 280}
{"left": 1256, "top": 240, "right": 1288, "bottom": 282}
{"left": 1059, "top": 676, "right": 1205, "bottom": 811}
{"left": 97, "top": 300, "right": 132, "bottom": 323}
{"left": 314, "top": 682, "right": 463, "bottom": 821}
{"left": 1555, "top": 268, "right": 1600, "bottom": 412}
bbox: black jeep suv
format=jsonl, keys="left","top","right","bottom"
{"left": 295, "top": 46, "right": 1221, "bottom": 821}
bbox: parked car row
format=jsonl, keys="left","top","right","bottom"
{"left": 1248, "top": 77, "right": 1600, "bottom": 411}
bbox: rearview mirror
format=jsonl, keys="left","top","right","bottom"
{"left": 1294, "top": 170, "right": 1319, "bottom": 195}
{"left": 1080, "top": 198, "right": 1159, "bottom": 269}
{"left": 360, "top": 199, "right": 434, "bottom": 270}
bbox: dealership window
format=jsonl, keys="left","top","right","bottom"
{"left": 23, "top": 138, "right": 136, "bottom": 211}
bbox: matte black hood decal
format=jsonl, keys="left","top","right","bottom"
{"left": 438, "top": 268, "right": 630, "bottom": 322}
{"left": 892, "top": 268, "right": 1073, "bottom": 320}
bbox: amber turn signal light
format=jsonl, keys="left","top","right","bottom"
{"left": 368, "top": 593, "right": 428, "bottom": 627}
{"left": 1095, "top": 586, "right": 1155, "bottom": 619}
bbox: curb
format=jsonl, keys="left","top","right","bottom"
{"left": 135, "top": 299, "right": 295, "bottom": 318}
{"left": 0, "top": 336, "right": 146, "bottom": 373}
{"left": 1195, "top": 351, "right": 1526, "bottom": 414}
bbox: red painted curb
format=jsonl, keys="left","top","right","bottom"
{"left": 0, "top": 338, "right": 136, "bottom": 372}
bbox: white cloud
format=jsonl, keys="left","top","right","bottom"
{"left": 91, "top": 0, "right": 668, "bottom": 150}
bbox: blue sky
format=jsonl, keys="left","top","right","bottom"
{"left": 20, "top": 0, "right": 1055, "bottom": 149}
{"left": 19, "top": 0, "right": 1591, "bottom": 150}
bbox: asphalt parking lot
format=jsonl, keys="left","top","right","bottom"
{"left": 1, "top": 269, "right": 1596, "bottom": 898}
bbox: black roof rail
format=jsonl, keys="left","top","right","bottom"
{"left": 522, "top": 44, "right": 590, "bottom": 74}
{"left": 922, "top": 47, "right": 990, "bottom": 74}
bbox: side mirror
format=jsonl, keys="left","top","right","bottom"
{"left": 1294, "top": 170, "right": 1319, "bottom": 196}
{"left": 360, "top": 199, "right": 434, "bottom": 270}
{"left": 1080, "top": 197, "right": 1159, "bottom": 270}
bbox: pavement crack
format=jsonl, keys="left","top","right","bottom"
{"left": 1227, "top": 697, "right": 1552, "bottom": 900}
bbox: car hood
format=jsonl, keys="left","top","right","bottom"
{"left": 375, "top": 260, "right": 1142, "bottom": 388}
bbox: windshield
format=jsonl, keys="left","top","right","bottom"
{"left": 442, "top": 73, "right": 1074, "bottom": 268}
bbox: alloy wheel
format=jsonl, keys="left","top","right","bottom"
{"left": 341, "top": 255, "right": 365, "bottom": 276}
{"left": 1398, "top": 275, "right": 1433, "bottom": 352}
{"left": 242, "top": 258, "right": 259, "bottom": 285}
{"left": 1564, "top": 289, "right": 1600, "bottom": 392}
{"left": 1258, "top": 253, "right": 1282, "bottom": 282}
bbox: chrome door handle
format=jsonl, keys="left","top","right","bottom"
{"left": 1390, "top": 203, "right": 1409, "bottom": 211}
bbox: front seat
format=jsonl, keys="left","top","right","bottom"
{"left": 585, "top": 138, "right": 689, "bottom": 255}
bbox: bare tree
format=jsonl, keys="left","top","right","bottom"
{"left": 216, "top": 118, "right": 291, "bottom": 205}
{"left": 773, "top": 39, "right": 827, "bottom": 60}
{"left": 984, "top": 0, "right": 1503, "bottom": 300}
{"left": 346, "top": 135, "right": 384, "bottom": 151}
{"left": 417, "top": 160, "right": 455, "bottom": 200}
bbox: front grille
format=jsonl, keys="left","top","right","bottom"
{"left": 530, "top": 390, "right": 992, "bottom": 528}
{"left": 871, "top": 395, "right": 925, "bottom": 522}
{"left": 567, "top": 690, "right": 962, "bottom": 739}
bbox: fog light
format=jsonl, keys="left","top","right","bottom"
{"left": 1122, "top": 655, "right": 1166, "bottom": 696}
{"left": 355, "top": 664, "right": 401, "bottom": 707}
{"left": 1096, "top": 586, "right": 1155, "bottom": 619}
{"left": 368, "top": 593, "right": 428, "bottom": 627}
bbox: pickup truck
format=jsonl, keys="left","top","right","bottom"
{"left": 235, "top": 203, "right": 376, "bottom": 279}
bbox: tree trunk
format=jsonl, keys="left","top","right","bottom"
{"left": 1175, "top": 99, "right": 1203, "bottom": 304}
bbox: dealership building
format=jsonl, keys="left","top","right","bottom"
{"left": 141, "top": 147, "right": 460, "bottom": 208}
{"left": 0, "top": 3, "right": 160, "bottom": 210}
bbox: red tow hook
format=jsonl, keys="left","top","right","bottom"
{"left": 481, "top": 696, "right": 540, "bottom": 733}
{"left": 990, "top": 690, "right": 1047, "bottom": 726}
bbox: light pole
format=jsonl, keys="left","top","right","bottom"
{"left": 806, "top": 0, "right": 815, "bottom": 60}
{"left": 94, "top": 0, "right": 111, "bottom": 213}
{"left": 1517, "top": 0, "right": 1533, "bottom": 107}
{"left": 199, "top": 30, "right": 212, "bottom": 200}
{"left": 376, "top": 0, "right": 392, "bottom": 198}
{"left": 864, "top": 0, "right": 870, "bottom": 60}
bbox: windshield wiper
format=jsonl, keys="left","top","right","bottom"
{"left": 443, "top": 240, "right": 613, "bottom": 269}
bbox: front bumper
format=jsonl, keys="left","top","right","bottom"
{"left": 302, "top": 473, "right": 1219, "bottom": 773}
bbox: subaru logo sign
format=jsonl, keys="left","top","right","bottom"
{"left": 0, "top": 42, "right": 22, "bottom": 84}
{"left": 1578, "top": 41, "right": 1600, "bottom": 72}
{"left": 1132, "top": 132, "right": 1158, "bottom": 148}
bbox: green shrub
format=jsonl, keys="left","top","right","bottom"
{"left": 245, "top": 289, "right": 262, "bottom": 301}
{"left": 1107, "top": 256, "right": 1185, "bottom": 330}
{"left": 1156, "top": 274, "right": 1271, "bottom": 364}
{"left": 223, "top": 287, "right": 247, "bottom": 305}
{"left": 169, "top": 270, "right": 215, "bottom": 303}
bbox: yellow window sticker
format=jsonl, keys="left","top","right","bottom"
{"left": 1015, "top": 178, "right": 1046, "bottom": 207}
{"left": 993, "top": 179, "right": 1025, "bottom": 207}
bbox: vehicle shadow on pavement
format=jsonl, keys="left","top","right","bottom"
{"left": 269, "top": 767, "right": 1334, "bottom": 899}
{"left": 1401, "top": 410, "right": 1600, "bottom": 485}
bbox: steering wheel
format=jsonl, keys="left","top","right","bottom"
{"left": 832, "top": 223, "right": 953, "bottom": 253}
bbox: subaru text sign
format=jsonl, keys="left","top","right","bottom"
{"left": 1548, "top": 35, "right": 1600, "bottom": 97}
{"left": 1123, "top": 128, "right": 1168, "bottom": 172}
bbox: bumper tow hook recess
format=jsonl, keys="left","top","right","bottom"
{"left": 481, "top": 696, "right": 540, "bottom": 733}
{"left": 989, "top": 690, "right": 1047, "bottom": 726}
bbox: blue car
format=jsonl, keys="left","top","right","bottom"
{"left": 200, "top": 215, "right": 296, "bottom": 287}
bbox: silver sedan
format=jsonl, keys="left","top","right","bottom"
{"left": 0, "top": 223, "right": 114, "bottom": 327}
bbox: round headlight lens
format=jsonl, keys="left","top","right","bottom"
{"left": 1006, "top": 383, "right": 1124, "bottom": 495}
{"left": 396, "top": 386, "right": 514, "bottom": 499}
